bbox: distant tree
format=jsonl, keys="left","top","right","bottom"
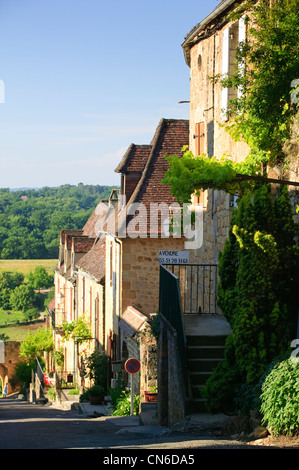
{"left": 27, "top": 266, "right": 54, "bottom": 290}
{"left": 0, "top": 184, "right": 117, "bottom": 259}
{"left": 10, "top": 284, "right": 36, "bottom": 312}
{"left": 19, "top": 328, "right": 54, "bottom": 360}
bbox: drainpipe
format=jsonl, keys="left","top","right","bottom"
{"left": 115, "top": 238, "right": 122, "bottom": 361}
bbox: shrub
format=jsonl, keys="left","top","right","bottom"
{"left": 112, "top": 391, "right": 140, "bottom": 416}
{"left": 84, "top": 350, "right": 108, "bottom": 392}
{"left": 14, "top": 359, "right": 37, "bottom": 387}
{"left": 22, "top": 308, "right": 40, "bottom": 322}
{"left": 260, "top": 358, "right": 299, "bottom": 436}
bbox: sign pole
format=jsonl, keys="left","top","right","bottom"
{"left": 124, "top": 358, "right": 141, "bottom": 416}
{"left": 130, "top": 374, "right": 134, "bottom": 416}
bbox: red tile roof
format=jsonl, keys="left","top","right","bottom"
{"left": 115, "top": 144, "right": 151, "bottom": 174}
{"left": 76, "top": 238, "right": 106, "bottom": 282}
{"left": 118, "top": 118, "right": 189, "bottom": 236}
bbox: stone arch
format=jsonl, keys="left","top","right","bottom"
{"left": 0, "top": 364, "right": 8, "bottom": 396}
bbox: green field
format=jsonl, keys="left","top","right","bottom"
{"left": 0, "top": 259, "right": 57, "bottom": 279}
{"left": 0, "top": 320, "right": 45, "bottom": 342}
{"left": 0, "top": 259, "right": 56, "bottom": 341}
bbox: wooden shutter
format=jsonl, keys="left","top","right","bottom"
{"left": 195, "top": 122, "right": 205, "bottom": 156}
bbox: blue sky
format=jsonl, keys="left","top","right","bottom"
{"left": 0, "top": 0, "right": 220, "bottom": 188}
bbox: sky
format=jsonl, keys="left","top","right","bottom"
{"left": 0, "top": 0, "right": 220, "bottom": 189}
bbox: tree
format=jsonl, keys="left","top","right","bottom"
{"left": 10, "top": 284, "right": 36, "bottom": 312}
{"left": 0, "top": 272, "right": 24, "bottom": 309}
{"left": 27, "top": 266, "right": 54, "bottom": 290}
{"left": 19, "top": 328, "right": 54, "bottom": 360}
{"left": 202, "top": 185, "right": 299, "bottom": 411}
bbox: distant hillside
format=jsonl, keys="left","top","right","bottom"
{"left": 0, "top": 184, "right": 117, "bottom": 260}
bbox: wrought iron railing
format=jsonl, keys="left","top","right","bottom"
{"left": 164, "top": 264, "right": 218, "bottom": 315}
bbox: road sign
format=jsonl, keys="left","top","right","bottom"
{"left": 125, "top": 358, "right": 141, "bottom": 374}
{"left": 159, "top": 250, "right": 189, "bottom": 265}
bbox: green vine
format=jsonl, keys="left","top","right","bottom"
{"left": 163, "top": 149, "right": 261, "bottom": 203}
{"left": 61, "top": 314, "right": 92, "bottom": 344}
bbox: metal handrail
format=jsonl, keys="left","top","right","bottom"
{"left": 163, "top": 263, "right": 218, "bottom": 315}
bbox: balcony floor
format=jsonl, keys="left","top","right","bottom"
{"left": 183, "top": 314, "right": 232, "bottom": 337}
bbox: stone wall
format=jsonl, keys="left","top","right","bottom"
{"left": 157, "top": 315, "right": 186, "bottom": 427}
{"left": 121, "top": 237, "right": 185, "bottom": 315}
{"left": 0, "top": 341, "right": 22, "bottom": 395}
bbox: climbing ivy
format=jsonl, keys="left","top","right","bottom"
{"left": 61, "top": 315, "right": 92, "bottom": 345}
{"left": 221, "top": 0, "right": 299, "bottom": 167}
{"left": 163, "top": 0, "right": 299, "bottom": 200}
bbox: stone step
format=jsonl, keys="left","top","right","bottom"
{"left": 189, "top": 371, "right": 213, "bottom": 385}
{"left": 187, "top": 345, "right": 225, "bottom": 359}
{"left": 186, "top": 335, "right": 228, "bottom": 347}
{"left": 185, "top": 397, "right": 208, "bottom": 414}
{"left": 188, "top": 358, "right": 222, "bottom": 372}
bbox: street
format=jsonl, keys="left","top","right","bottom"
{"left": 0, "top": 396, "right": 258, "bottom": 452}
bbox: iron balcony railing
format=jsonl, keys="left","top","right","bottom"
{"left": 164, "top": 264, "right": 218, "bottom": 315}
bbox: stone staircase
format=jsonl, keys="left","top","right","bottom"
{"left": 186, "top": 333, "right": 227, "bottom": 413}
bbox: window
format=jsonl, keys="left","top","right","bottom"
{"left": 221, "top": 17, "right": 246, "bottom": 121}
{"left": 194, "top": 121, "right": 205, "bottom": 156}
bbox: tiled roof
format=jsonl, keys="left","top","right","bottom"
{"left": 76, "top": 238, "right": 106, "bottom": 282}
{"left": 118, "top": 118, "right": 189, "bottom": 236}
{"left": 118, "top": 306, "right": 148, "bottom": 337}
{"left": 115, "top": 144, "right": 151, "bottom": 174}
{"left": 182, "top": 0, "right": 238, "bottom": 66}
{"left": 72, "top": 118, "right": 188, "bottom": 278}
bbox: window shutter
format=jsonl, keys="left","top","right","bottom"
{"left": 238, "top": 16, "right": 246, "bottom": 100}
{"left": 195, "top": 122, "right": 205, "bottom": 156}
{"left": 221, "top": 27, "right": 230, "bottom": 121}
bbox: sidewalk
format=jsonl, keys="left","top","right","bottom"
{"left": 77, "top": 401, "right": 233, "bottom": 437}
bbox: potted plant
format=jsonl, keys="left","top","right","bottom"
{"left": 144, "top": 385, "right": 158, "bottom": 402}
{"left": 88, "top": 385, "right": 105, "bottom": 405}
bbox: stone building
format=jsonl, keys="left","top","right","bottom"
{"left": 181, "top": 0, "right": 251, "bottom": 267}
{"left": 51, "top": 118, "right": 189, "bottom": 396}
{"left": 157, "top": 0, "right": 299, "bottom": 426}
{"left": 0, "top": 341, "right": 22, "bottom": 395}
{"left": 181, "top": 0, "right": 299, "bottom": 266}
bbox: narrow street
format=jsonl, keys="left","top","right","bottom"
{"left": 0, "top": 396, "right": 257, "bottom": 452}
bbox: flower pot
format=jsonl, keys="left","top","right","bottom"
{"left": 89, "top": 394, "right": 104, "bottom": 405}
{"left": 144, "top": 391, "right": 158, "bottom": 402}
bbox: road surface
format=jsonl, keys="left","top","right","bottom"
{"left": 0, "top": 396, "right": 258, "bottom": 451}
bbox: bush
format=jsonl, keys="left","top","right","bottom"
{"left": 88, "top": 384, "right": 105, "bottom": 397}
{"left": 112, "top": 391, "right": 140, "bottom": 416}
{"left": 84, "top": 350, "right": 108, "bottom": 392}
{"left": 260, "top": 358, "right": 299, "bottom": 436}
{"left": 200, "top": 335, "right": 243, "bottom": 413}
{"left": 14, "top": 359, "right": 36, "bottom": 387}
{"left": 22, "top": 308, "right": 40, "bottom": 322}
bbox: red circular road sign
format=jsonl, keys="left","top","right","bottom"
{"left": 125, "top": 358, "right": 141, "bottom": 374}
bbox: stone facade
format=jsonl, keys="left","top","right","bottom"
{"left": 0, "top": 341, "right": 22, "bottom": 395}
{"left": 182, "top": 0, "right": 299, "bottom": 268}
{"left": 51, "top": 119, "right": 190, "bottom": 395}
{"left": 182, "top": 5, "right": 252, "bottom": 267}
